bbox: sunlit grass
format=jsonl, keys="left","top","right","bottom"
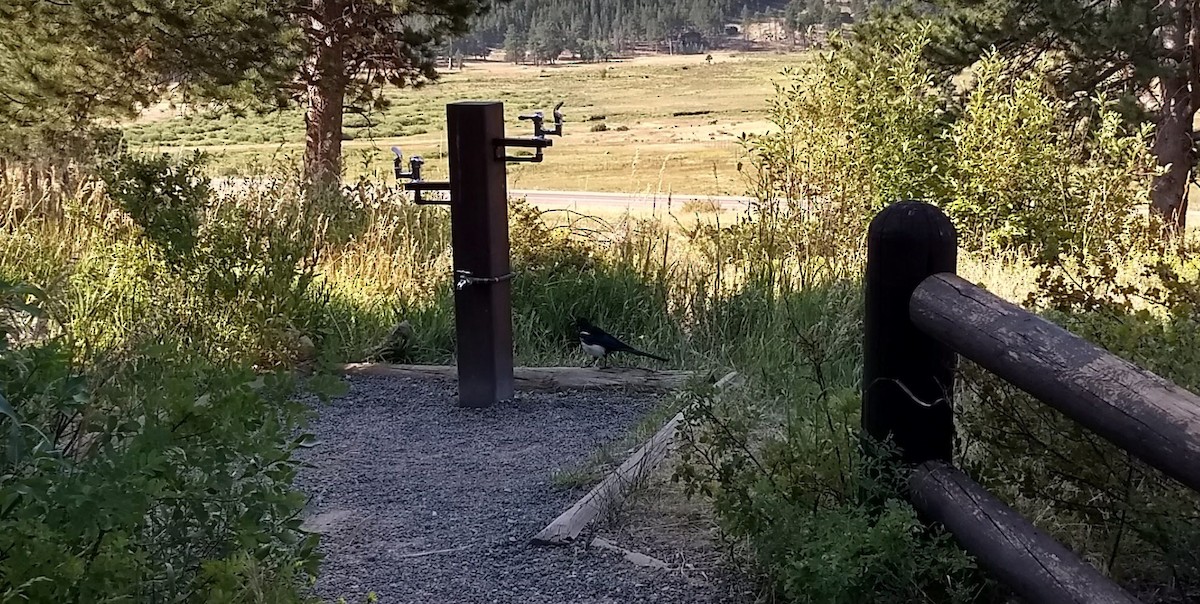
{"left": 125, "top": 52, "right": 806, "bottom": 194}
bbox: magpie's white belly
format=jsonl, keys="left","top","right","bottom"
{"left": 580, "top": 342, "right": 606, "bottom": 358}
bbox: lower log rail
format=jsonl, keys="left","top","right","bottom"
{"left": 909, "top": 462, "right": 1141, "bottom": 604}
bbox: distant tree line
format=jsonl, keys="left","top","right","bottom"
{"left": 781, "top": 0, "right": 896, "bottom": 38}
{"left": 445, "top": 0, "right": 901, "bottom": 63}
{"left": 447, "top": 0, "right": 792, "bottom": 62}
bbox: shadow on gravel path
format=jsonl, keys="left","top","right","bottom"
{"left": 295, "top": 375, "right": 735, "bottom": 604}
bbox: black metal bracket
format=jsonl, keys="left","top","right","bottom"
{"left": 393, "top": 146, "right": 450, "bottom": 205}
{"left": 496, "top": 101, "right": 564, "bottom": 163}
{"left": 495, "top": 137, "right": 553, "bottom": 163}
{"left": 405, "top": 181, "right": 452, "bottom": 205}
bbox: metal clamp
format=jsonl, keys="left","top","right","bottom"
{"left": 496, "top": 101, "right": 564, "bottom": 163}
{"left": 455, "top": 270, "right": 516, "bottom": 291}
{"left": 405, "top": 181, "right": 452, "bottom": 205}
{"left": 393, "top": 146, "right": 451, "bottom": 205}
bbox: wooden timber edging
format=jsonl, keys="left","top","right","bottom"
{"left": 340, "top": 363, "right": 695, "bottom": 394}
{"left": 531, "top": 370, "right": 744, "bottom": 546}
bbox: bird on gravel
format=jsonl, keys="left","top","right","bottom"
{"left": 573, "top": 317, "right": 668, "bottom": 367}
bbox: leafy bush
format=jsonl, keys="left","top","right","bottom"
{"left": 944, "top": 55, "right": 1155, "bottom": 259}
{"left": 0, "top": 281, "right": 319, "bottom": 602}
{"left": 104, "top": 151, "right": 209, "bottom": 267}
{"left": 742, "top": 30, "right": 947, "bottom": 224}
{"left": 675, "top": 285, "right": 997, "bottom": 603}
{"left": 744, "top": 31, "right": 1154, "bottom": 262}
{"left": 9, "top": 153, "right": 388, "bottom": 367}
{"left": 676, "top": 25, "right": 1193, "bottom": 604}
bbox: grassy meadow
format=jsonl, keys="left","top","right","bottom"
{"left": 126, "top": 51, "right": 799, "bottom": 196}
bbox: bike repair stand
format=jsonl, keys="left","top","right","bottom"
{"left": 392, "top": 101, "right": 564, "bottom": 408}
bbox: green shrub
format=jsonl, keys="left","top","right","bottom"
{"left": 742, "top": 30, "right": 948, "bottom": 225}
{"left": 944, "top": 54, "right": 1155, "bottom": 259}
{"left": 104, "top": 151, "right": 209, "bottom": 268}
{"left": 745, "top": 31, "right": 1154, "bottom": 263}
{"left": 77, "top": 153, "right": 382, "bottom": 366}
{"left": 0, "top": 281, "right": 319, "bottom": 602}
{"left": 675, "top": 284, "right": 998, "bottom": 603}
{"left": 678, "top": 25, "right": 1192, "bottom": 603}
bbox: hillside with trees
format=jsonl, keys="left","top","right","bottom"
{"left": 448, "top": 0, "right": 875, "bottom": 61}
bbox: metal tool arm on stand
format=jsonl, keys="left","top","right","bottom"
{"left": 386, "top": 101, "right": 566, "bottom": 408}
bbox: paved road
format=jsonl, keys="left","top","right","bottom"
{"left": 510, "top": 189, "right": 755, "bottom": 211}
{"left": 211, "top": 177, "right": 755, "bottom": 212}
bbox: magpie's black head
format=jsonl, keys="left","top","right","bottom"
{"left": 573, "top": 317, "right": 593, "bottom": 332}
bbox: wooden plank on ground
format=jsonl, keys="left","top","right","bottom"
{"left": 908, "top": 461, "right": 1142, "bottom": 604}
{"left": 340, "top": 363, "right": 694, "bottom": 393}
{"left": 531, "top": 371, "right": 742, "bottom": 546}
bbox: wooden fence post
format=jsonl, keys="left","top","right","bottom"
{"left": 862, "top": 201, "right": 957, "bottom": 464}
{"left": 445, "top": 102, "right": 515, "bottom": 408}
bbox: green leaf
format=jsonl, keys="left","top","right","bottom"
{"left": 0, "top": 392, "right": 24, "bottom": 466}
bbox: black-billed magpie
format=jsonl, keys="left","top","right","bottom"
{"left": 574, "top": 317, "right": 668, "bottom": 365}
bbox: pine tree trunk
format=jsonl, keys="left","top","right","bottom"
{"left": 1150, "top": 0, "right": 1196, "bottom": 234}
{"left": 303, "top": 0, "right": 347, "bottom": 186}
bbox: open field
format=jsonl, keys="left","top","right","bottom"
{"left": 126, "top": 51, "right": 808, "bottom": 195}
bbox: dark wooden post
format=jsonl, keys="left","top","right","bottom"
{"left": 862, "top": 201, "right": 957, "bottom": 463}
{"left": 446, "top": 101, "right": 515, "bottom": 407}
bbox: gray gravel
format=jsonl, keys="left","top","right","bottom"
{"left": 294, "top": 375, "right": 729, "bottom": 604}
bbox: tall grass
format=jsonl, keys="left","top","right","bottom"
{"left": 0, "top": 144, "right": 870, "bottom": 374}
{"left": 0, "top": 158, "right": 331, "bottom": 601}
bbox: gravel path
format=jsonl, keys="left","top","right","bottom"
{"left": 294, "top": 375, "right": 731, "bottom": 604}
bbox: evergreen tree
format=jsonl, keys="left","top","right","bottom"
{"left": 866, "top": 0, "right": 1198, "bottom": 231}
{"left": 646, "top": 10, "right": 666, "bottom": 42}
{"left": 595, "top": 39, "right": 614, "bottom": 61}
{"left": 297, "top": 0, "right": 491, "bottom": 185}
{"left": 823, "top": 1, "right": 843, "bottom": 29}
{"left": 459, "top": 0, "right": 793, "bottom": 50}
{"left": 0, "top": 0, "right": 496, "bottom": 184}
{"left": 579, "top": 40, "right": 597, "bottom": 62}
{"left": 848, "top": 0, "right": 866, "bottom": 21}
{"left": 451, "top": 34, "right": 492, "bottom": 59}
{"left": 504, "top": 25, "right": 529, "bottom": 63}
{"left": 785, "top": 0, "right": 804, "bottom": 31}
{"left": 0, "top": 0, "right": 300, "bottom": 154}
{"left": 690, "top": 1, "right": 718, "bottom": 33}
{"left": 528, "top": 20, "right": 567, "bottom": 64}
{"left": 805, "top": 0, "right": 826, "bottom": 23}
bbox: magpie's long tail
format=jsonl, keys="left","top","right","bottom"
{"left": 626, "top": 347, "right": 668, "bottom": 362}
